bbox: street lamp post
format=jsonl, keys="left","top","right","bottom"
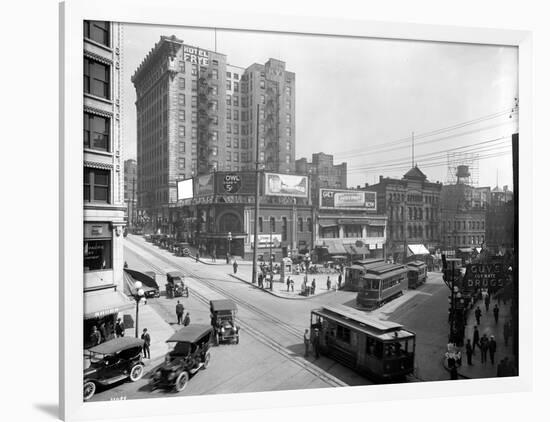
{"left": 132, "top": 281, "right": 145, "bottom": 338}
{"left": 227, "top": 231, "right": 232, "bottom": 261}
{"left": 304, "top": 252, "right": 311, "bottom": 289}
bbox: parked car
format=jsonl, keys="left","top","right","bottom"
{"left": 150, "top": 325, "right": 212, "bottom": 392}
{"left": 166, "top": 271, "right": 189, "bottom": 298}
{"left": 209, "top": 299, "right": 240, "bottom": 345}
{"left": 142, "top": 271, "right": 161, "bottom": 298}
{"left": 174, "top": 242, "right": 191, "bottom": 257}
{"left": 83, "top": 337, "right": 145, "bottom": 401}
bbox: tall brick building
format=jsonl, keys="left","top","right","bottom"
{"left": 296, "top": 152, "right": 347, "bottom": 206}
{"left": 131, "top": 36, "right": 296, "bottom": 231}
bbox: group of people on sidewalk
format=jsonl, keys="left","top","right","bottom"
{"left": 446, "top": 288, "right": 517, "bottom": 379}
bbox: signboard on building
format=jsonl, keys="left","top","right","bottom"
{"left": 215, "top": 172, "right": 256, "bottom": 195}
{"left": 250, "top": 234, "right": 282, "bottom": 248}
{"left": 177, "top": 178, "right": 194, "bottom": 200}
{"left": 463, "top": 263, "right": 507, "bottom": 291}
{"left": 320, "top": 189, "right": 377, "bottom": 211}
{"left": 183, "top": 45, "right": 209, "bottom": 66}
{"left": 264, "top": 173, "right": 308, "bottom": 198}
{"left": 195, "top": 174, "right": 214, "bottom": 196}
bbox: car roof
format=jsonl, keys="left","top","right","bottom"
{"left": 167, "top": 325, "right": 212, "bottom": 343}
{"left": 166, "top": 271, "right": 184, "bottom": 277}
{"left": 210, "top": 299, "right": 237, "bottom": 312}
{"left": 88, "top": 337, "right": 144, "bottom": 354}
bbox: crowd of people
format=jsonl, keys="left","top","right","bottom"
{"left": 446, "top": 287, "right": 517, "bottom": 380}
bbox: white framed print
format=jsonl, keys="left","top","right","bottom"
{"left": 60, "top": 0, "right": 533, "bottom": 420}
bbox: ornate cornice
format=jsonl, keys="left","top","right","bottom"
{"left": 84, "top": 160, "right": 113, "bottom": 171}
{"left": 84, "top": 50, "right": 113, "bottom": 66}
{"left": 84, "top": 105, "right": 113, "bottom": 118}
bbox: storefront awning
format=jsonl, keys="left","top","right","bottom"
{"left": 458, "top": 247, "right": 473, "bottom": 253}
{"left": 407, "top": 244, "right": 430, "bottom": 256}
{"left": 322, "top": 239, "right": 347, "bottom": 254}
{"left": 343, "top": 243, "right": 370, "bottom": 255}
{"left": 84, "top": 288, "right": 135, "bottom": 320}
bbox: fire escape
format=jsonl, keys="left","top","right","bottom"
{"left": 197, "top": 68, "right": 218, "bottom": 174}
{"left": 264, "top": 82, "right": 279, "bottom": 172}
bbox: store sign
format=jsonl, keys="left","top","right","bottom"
{"left": 215, "top": 172, "right": 256, "bottom": 195}
{"left": 463, "top": 263, "right": 506, "bottom": 289}
{"left": 195, "top": 174, "right": 214, "bottom": 196}
{"left": 183, "top": 45, "right": 209, "bottom": 65}
{"left": 320, "top": 189, "right": 377, "bottom": 211}
{"left": 250, "top": 234, "right": 282, "bottom": 248}
{"left": 84, "top": 223, "right": 110, "bottom": 238}
{"left": 265, "top": 173, "right": 308, "bottom": 198}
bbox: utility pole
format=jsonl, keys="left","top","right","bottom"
{"left": 412, "top": 131, "right": 415, "bottom": 167}
{"left": 131, "top": 176, "right": 136, "bottom": 229}
{"left": 252, "top": 104, "right": 260, "bottom": 285}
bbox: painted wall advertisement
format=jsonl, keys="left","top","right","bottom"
{"left": 183, "top": 45, "right": 209, "bottom": 65}
{"left": 320, "top": 189, "right": 377, "bottom": 210}
{"left": 264, "top": 173, "right": 309, "bottom": 198}
{"left": 215, "top": 172, "right": 256, "bottom": 195}
{"left": 195, "top": 174, "right": 214, "bottom": 196}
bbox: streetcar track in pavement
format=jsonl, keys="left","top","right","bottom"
{"left": 125, "top": 238, "right": 347, "bottom": 388}
{"left": 128, "top": 237, "right": 305, "bottom": 338}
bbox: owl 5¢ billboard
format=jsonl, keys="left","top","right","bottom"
{"left": 320, "top": 189, "right": 377, "bottom": 211}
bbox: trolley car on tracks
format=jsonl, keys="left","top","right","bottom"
{"left": 406, "top": 261, "right": 427, "bottom": 289}
{"left": 310, "top": 305, "right": 416, "bottom": 381}
{"left": 355, "top": 263, "right": 408, "bottom": 309}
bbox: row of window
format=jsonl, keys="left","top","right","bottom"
{"left": 389, "top": 192, "right": 439, "bottom": 204}
{"left": 388, "top": 206, "right": 438, "bottom": 221}
{"left": 446, "top": 235, "right": 485, "bottom": 245}
{"left": 445, "top": 220, "right": 485, "bottom": 231}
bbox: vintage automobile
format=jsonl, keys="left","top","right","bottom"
{"left": 142, "top": 271, "right": 161, "bottom": 298}
{"left": 83, "top": 337, "right": 145, "bottom": 401}
{"left": 210, "top": 299, "right": 240, "bottom": 345}
{"left": 150, "top": 325, "right": 212, "bottom": 392}
{"left": 166, "top": 271, "right": 189, "bottom": 298}
{"left": 174, "top": 242, "right": 191, "bottom": 257}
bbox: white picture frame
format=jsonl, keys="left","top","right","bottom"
{"left": 60, "top": 1, "right": 533, "bottom": 420}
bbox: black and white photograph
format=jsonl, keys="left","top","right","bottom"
{"left": 81, "top": 18, "right": 521, "bottom": 403}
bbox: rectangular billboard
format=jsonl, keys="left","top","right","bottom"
{"left": 195, "top": 174, "right": 214, "bottom": 196}
{"left": 250, "top": 234, "right": 282, "bottom": 248}
{"left": 215, "top": 171, "right": 256, "bottom": 195}
{"left": 177, "top": 178, "right": 194, "bottom": 200}
{"left": 264, "top": 173, "right": 309, "bottom": 198}
{"left": 320, "top": 189, "right": 377, "bottom": 211}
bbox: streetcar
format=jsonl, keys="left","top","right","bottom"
{"left": 310, "top": 305, "right": 416, "bottom": 381}
{"left": 344, "top": 258, "right": 385, "bottom": 291}
{"left": 355, "top": 263, "right": 408, "bottom": 309}
{"left": 406, "top": 261, "right": 427, "bottom": 289}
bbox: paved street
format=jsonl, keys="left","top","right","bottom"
{"left": 90, "top": 234, "right": 499, "bottom": 401}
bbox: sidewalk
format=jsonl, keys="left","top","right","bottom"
{"left": 230, "top": 271, "right": 340, "bottom": 300}
{"left": 442, "top": 295, "right": 516, "bottom": 379}
{"left": 122, "top": 301, "right": 175, "bottom": 362}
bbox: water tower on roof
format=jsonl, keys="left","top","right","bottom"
{"left": 446, "top": 152, "right": 479, "bottom": 186}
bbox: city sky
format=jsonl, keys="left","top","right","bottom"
{"left": 121, "top": 22, "right": 518, "bottom": 189}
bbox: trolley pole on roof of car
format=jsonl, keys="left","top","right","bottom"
{"left": 251, "top": 104, "right": 261, "bottom": 286}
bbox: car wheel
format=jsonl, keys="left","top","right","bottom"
{"left": 175, "top": 371, "right": 189, "bottom": 392}
{"left": 129, "top": 363, "right": 145, "bottom": 382}
{"left": 215, "top": 334, "right": 220, "bottom": 345}
{"left": 83, "top": 381, "right": 96, "bottom": 401}
{"left": 236, "top": 336, "right": 239, "bottom": 345}
{"left": 203, "top": 352, "right": 211, "bottom": 369}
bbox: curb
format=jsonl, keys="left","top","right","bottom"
{"left": 228, "top": 273, "right": 337, "bottom": 300}
{"left": 180, "top": 255, "right": 253, "bottom": 267}
{"left": 441, "top": 357, "right": 471, "bottom": 380}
